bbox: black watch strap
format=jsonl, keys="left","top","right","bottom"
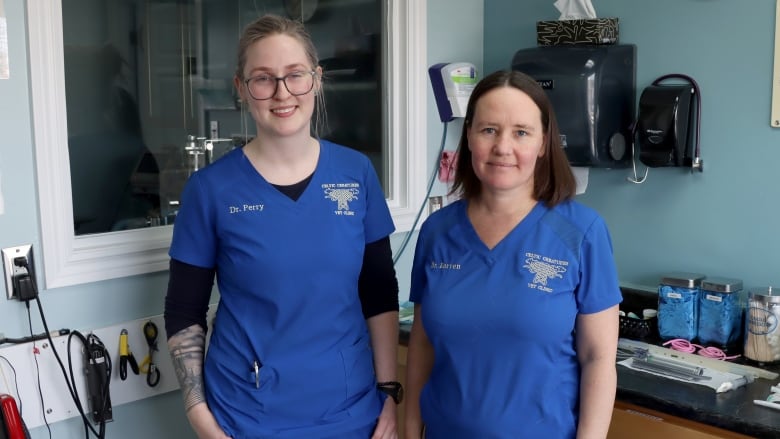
{"left": 376, "top": 381, "right": 404, "bottom": 404}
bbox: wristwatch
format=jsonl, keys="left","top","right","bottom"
{"left": 377, "top": 381, "right": 404, "bottom": 404}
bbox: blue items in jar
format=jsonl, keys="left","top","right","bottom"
{"left": 657, "top": 272, "right": 706, "bottom": 341}
{"left": 697, "top": 277, "right": 743, "bottom": 347}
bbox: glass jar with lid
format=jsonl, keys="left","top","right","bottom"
{"left": 697, "top": 277, "right": 743, "bottom": 347}
{"left": 744, "top": 286, "right": 780, "bottom": 363}
{"left": 657, "top": 272, "right": 706, "bottom": 341}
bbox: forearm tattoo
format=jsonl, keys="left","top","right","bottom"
{"left": 168, "top": 325, "right": 206, "bottom": 412}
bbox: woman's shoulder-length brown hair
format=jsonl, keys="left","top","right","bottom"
{"left": 449, "top": 70, "right": 576, "bottom": 206}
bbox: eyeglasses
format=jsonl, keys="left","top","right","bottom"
{"left": 244, "top": 70, "right": 317, "bottom": 100}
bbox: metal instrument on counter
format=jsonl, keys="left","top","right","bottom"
{"left": 618, "top": 338, "right": 779, "bottom": 380}
{"left": 630, "top": 349, "right": 711, "bottom": 382}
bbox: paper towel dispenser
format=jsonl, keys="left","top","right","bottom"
{"left": 511, "top": 44, "right": 636, "bottom": 167}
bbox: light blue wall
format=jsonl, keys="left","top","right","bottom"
{"left": 0, "top": 0, "right": 478, "bottom": 437}
{"left": 393, "top": 0, "right": 484, "bottom": 302}
{"left": 5, "top": 0, "right": 775, "bottom": 435}
{"left": 0, "top": 1, "right": 191, "bottom": 437}
{"left": 484, "top": 0, "right": 780, "bottom": 290}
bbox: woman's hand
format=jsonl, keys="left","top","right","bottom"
{"left": 187, "top": 403, "right": 232, "bottom": 439}
{"left": 371, "top": 397, "right": 399, "bottom": 439}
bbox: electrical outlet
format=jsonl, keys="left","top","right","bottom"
{"left": 2, "top": 245, "right": 34, "bottom": 300}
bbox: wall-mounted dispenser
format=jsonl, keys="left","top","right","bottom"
{"left": 636, "top": 74, "right": 702, "bottom": 171}
{"left": 511, "top": 44, "right": 636, "bottom": 168}
{"left": 428, "top": 62, "right": 478, "bottom": 122}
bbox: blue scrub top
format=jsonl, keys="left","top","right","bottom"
{"left": 170, "top": 140, "right": 395, "bottom": 438}
{"left": 410, "top": 200, "right": 622, "bottom": 438}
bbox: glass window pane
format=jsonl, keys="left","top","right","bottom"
{"left": 63, "top": 0, "right": 383, "bottom": 235}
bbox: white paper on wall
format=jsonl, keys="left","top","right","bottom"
{"left": 573, "top": 166, "right": 589, "bottom": 195}
{"left": 0, "top": 0, "right": 8, "bottom": 79}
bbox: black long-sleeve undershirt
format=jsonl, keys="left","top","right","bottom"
{"left": 164, "top": 236, "right": 399, "bottom": 339}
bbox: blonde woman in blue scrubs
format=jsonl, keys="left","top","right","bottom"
{"left": 405, "top": 70, "right": 622, "bottom": 438}
{"left": 164, "top": 14, "right": 401, "bottom": 439}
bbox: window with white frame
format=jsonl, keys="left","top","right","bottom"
{"left": 27, "top": 0, "right": 426, "bottom": 289}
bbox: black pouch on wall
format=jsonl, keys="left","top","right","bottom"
{"left": 637, "top": 84, "right": 694, "bottom": 167}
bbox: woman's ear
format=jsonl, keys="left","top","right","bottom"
{"left": 465, "top": 121, "right": 474, "bottom": 150}
{"left": 314, "top": 66, "right": 323, "bottom": 94}
{"left": 538, "top": 134, "right": 547, "bottom": 158}
{"left": 233, "top": 76, "right": 246, "bottom": 101}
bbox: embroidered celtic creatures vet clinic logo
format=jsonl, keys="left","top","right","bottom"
{"left": 522, "top": 252, "right": 568, "bottom": 293}
{"left": 323, "top": 183, "right": 360, "bottom": 216}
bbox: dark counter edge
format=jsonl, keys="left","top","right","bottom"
{"left": 398, "top": 286, "right": 780, "bottom": 438}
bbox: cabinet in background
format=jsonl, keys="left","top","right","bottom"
{"left": 398, "top": 344, "right": 751, "bottom": 438}
{"left": 608, "top": 401, "right": 753, "bottom": 439}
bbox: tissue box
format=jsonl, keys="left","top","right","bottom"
{"left": 536, "top": 17, "right": 619, "bottom": 46}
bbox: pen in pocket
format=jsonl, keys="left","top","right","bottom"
{"left": 251, "top": 360, "right": 262, "bottom": 389}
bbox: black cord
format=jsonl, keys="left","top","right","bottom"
{"left": 85, "top": 333, "right": 112, "bottom": 429}
{"left": 392, "top": 120, "right": 449, "bottom": 265}
{"left": 15, "top": 256, "right": 108, "bottom": 439}
{"left": 651, "top": 73, "right": 702, "bottom": 167}
{"left": 38, "top": 318, "right": 108, "bottom": 439}
{"left": 0, "top": 354, "right": 22, "bottom": 415}
{"left": 66, "top": 331, "right": 94, "bottom": 439}
{"left": 0, "top": 329, "right": 71, "bottom": 345}
{"left": 0, "top": 354, "right": 32, "bottom": 439}
{"left": 26, "top": 302, "right": 52, "bottom": 439}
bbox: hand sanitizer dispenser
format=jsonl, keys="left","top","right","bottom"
{"left": 636, "top": 74, "right": 701, "bottom": 170}
{"left": 429, "top": 62, "right": 478, "bottom": 122}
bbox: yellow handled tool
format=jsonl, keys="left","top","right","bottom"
{"left": 118, "top": 329, "right": 139, "bottom": 381}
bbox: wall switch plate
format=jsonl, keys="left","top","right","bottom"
{"left": 2, "top": 245, "right": 34, "bottom": 300}
{"left": 428, "top": 196, "right": 443, "bottom": 214}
